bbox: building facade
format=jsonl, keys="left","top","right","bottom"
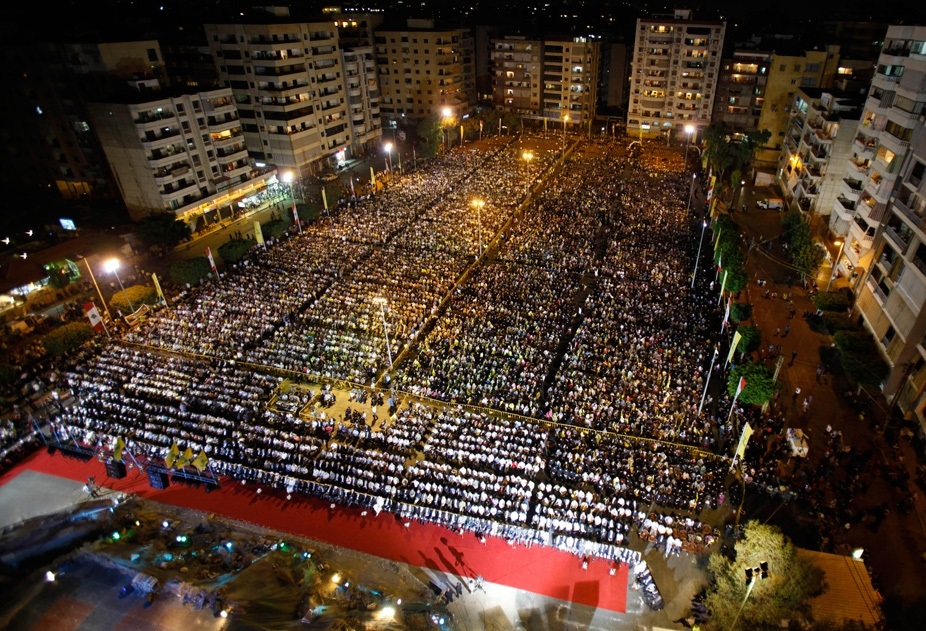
{"left": 627, "top": 9, "right": 725, "bottom": 141}
{"left": 341, "top": 46, "right": 382, "bottom": 157}
{"left": 375, "top": 20, "right": 474, "bottom": 122}
{"left": 852, "top": 26, "right": 926, "bottom": 429}
{"left": 205, "top": 21, "right": 359, "bottom": 179}
{"left": 490, "top": 36, "right": 542, "bottom": 116}
{"left": 777, "top": 87, "right": 862, "bottom": 218}
{"left": 88, "top": 87, "right": 275, "bottom": 226}
{"left": 714, "top": 51, "right": 771, "bottom": 135}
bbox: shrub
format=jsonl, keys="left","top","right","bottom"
{"left": 42, "top": 322, "right": 94, "bottom": 356}
{"left": 217, "top": 238, "right": 256, "bottom": 265}
{"left": 261, "top": 219, "right": 288, "bottom": 240}
{"left": 730, "top": 302, "right": 753, "bottom": 323}
{"left": 821, "top": 312, "right": 857, "bottom": 335}
{"left": 834, "top": 330, "right": 890, "bottom": 388}
{"left": 813, "top": 291, "right": 850, "bottom": 312}
{"left": 727, "top": 362, "right": 777, "bottom": 405}
{"left": 111, "top": 284, "right": 159, "bottom": 313}
{"left": 169, "top": 257, "right": 212, "bottom": 286}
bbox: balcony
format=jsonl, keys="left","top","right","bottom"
{"left": 836, "top": 195, "right": 857, "bottom": 212}
{"left": 140, "top": 128, "right": 182, "bottom": 148}
{"left": 854, "top": 135, "right": 878, "bottom": 155}
{"left": 841, "top": 178, "right": 864, "bottom": 199}
{"left": 893, "top": 196, "right": 926, "bottom": 231}
{"left": 134, "top": 110, "right": 174, "bottom": 127}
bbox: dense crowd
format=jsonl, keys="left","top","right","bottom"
{"left": 47, "top": 135, "right": 734, "bottom": 569}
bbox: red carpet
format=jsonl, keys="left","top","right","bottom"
{"left": 1, "top": 450, "right": 628, "bottom": 613}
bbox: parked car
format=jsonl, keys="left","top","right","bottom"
{"left": 320, "top": 173, "right": 339, "bottom": 182}
{"left": 756, "top": 197, "right": 785, "bottom": 210}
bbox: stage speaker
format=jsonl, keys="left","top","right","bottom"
{"left": 105, "top": 460, "right": 127, "bottom": 479}
{"left": 146, "top": 469, "right": 170, "bottom": 490}
{"left": 59, "top": 446, "right": 94, "bottom": 462}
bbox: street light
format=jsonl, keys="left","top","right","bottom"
{"left": 730, "top": 562, "right": 770, "bottom": 630}
{"left": 692, "top": 220, "right": 708, "bottom": 289}
{"left": 384, "top": 142, "right": 393, "bottom": 173}
{"left": 684, "top": 124, "right": 695, "bottom": 164}
{"left": 282, "top": 171, "right": 301, "bottom": 233}
{"left": 825, "top": 239, "right": 846, "bottom": 292}
{"left": 471, "top": 199, "right": 485, "bottom": 257}
{"left": 562, "top": 114, "right": 569, "bottom": 156}
{"left": 522, "top": 150, "right": 534, "bottom": 196}
{"left": 441, "top": 107, "right": 453, "bottom": 151}
{"left": 372, "top": 297, "right": 395, "bottom": 401}
{"left": 687, "top": 173, "right": 698, "bottom": 213}
{"left": 104, "top": 258, "right": 135, "bottom": 314}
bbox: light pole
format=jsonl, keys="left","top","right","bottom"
{"left": 825, "top": 239, "right": 846, "bottom": 292}
{"left": 522, "top": 150, "right": 534, "bottom": 197}
{"left": 373, "top": 297, "right": 395, "bottom": 401}
{"left": 104, "top": 258, "right": 135, "bottom": 315}
{"left": 441, "top": 107, "right": 453, "bottom": 152}
{"left": 692, "top": 220, "right": 708, "bottom": 289}
{"left": 698, "top": 347, "right": 719, "bottom": 415}
{"left": 684, "top": 124, "right": 695, "bottom": 165}
{"left": 282, "top": 171, "right": 301, "bottom": 233}
{"left": 562, "top": 114, "right": 569, "bottom": 157}
{"left": 687, "top": 173, "right": 698, "bottom": 213}
{"left": 471, "top": 199, "right": 485, "bottom": 257}
{"left": 730, "top": 562, "right": 769, "bottom": 630}
{"left": 384, "top": 142, "right": 393, "bottom": 173}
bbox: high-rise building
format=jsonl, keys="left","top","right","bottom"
{"left": 851, "top": 26, "right": 926, "bottom": 426}
{"left": 375, "top": 19, "right": 474, "bottom": 122}
{"left": 627, "top": 9, "right": 725, "bottom": 141}
{"left": 777, "top": 87, "right": 863, "bottom": 216}
{"left": 490, "top": 36, "right": 542, "bottom": 115}
{"left": 714, "top": 51, "right": 772, "bottom": 135}
{"left": 204, "top": 20, "right": 361, "bottom": 179}
{"left": 87, "top": 86, "right": 275, "bottom": 226}
{"left": 341, "top": 47, "right": 382, "bottom": 157}
{"left": 754, "top": 47, "right": 842, "bottom": 167}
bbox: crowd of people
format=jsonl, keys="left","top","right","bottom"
{"left": 44, "top": 135, "right": 739, "bottom": 571}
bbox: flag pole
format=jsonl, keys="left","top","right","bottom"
{"left": 698, "top": 347, "right": 719, "bottom": 415}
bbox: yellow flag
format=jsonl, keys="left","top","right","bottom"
{"left": 113, "top": 437, "right": 126, "bottom": 463}
{"left": 176, "top": 447, "right": 194, "bottom": 469}
{"left": 734, "top": 422, "right": 754, "bottom": 462}
{"left": 191, "top": 451, "right": 209, "bottom": 473}
{"left": 165, "top": 443, "right": 180, "bottom": 468}
{"left": 727, "top": 330, "right": 743, "bottom": 366}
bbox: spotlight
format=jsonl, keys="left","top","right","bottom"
{"left": 45, "top": 571, "right": 56, "bottom": 582}
{"left": 219, "top": 609, "right": 228, "bottom": 618}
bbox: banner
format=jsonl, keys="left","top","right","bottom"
{"left": 322, "top": 187, "right": 328, "bottom": 211}
{"left": 727, "top": 330, "right": 742, "bottom": 366}
{"left": 254, "top": 221, "right": 264, "bottom": 245}
{"left": 152, "top": 273, "right": 167, "bottom": 306}
{"left": 83, "top": 302, "right": 104, "bottom": 333}
{"left": 191, "top": 451, "right": 209, "bottom": 472}
{"left": 735, "top": 376, "right": 747, "bottom": 397}
{"left": 165, "top": 443, "right": 180, "bottom": 468}
{"left": 721, "top": 295, "right": 731, "bottom": 332}
{"left": 206, "top": 247, "right": 217, "bottom": 273}
{"left": 734, "top": 422, "right": 754, "bottom": 462}
{"left": 113, "top": 437, "right": 126, "bottom": 462}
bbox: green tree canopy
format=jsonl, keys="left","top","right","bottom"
{"left": 261, "top": 218, "right": 288, "bottom": 240}
{"left": 416, "top": 114, "right": 442, "bottom": 157}
{"left": 728, "top": 362, "right": 777, "bottom": 405}
{"left": 814, "top": 291, "right": 850, "bottom": 312}
{"left": 834, "top": 330, "right": 890, "bottom": 388}
{"left": 136, "top": 213, "right": 191, "bottom": 250}
{"left": 169, "top": 257, "right": 212, "bottom": 286}
{"left": 730, "top": 302, "right": 753, "bottom": 323}
{"left": 111, "top": 284, "right": 159, "bottom": 313}
{"left": 217, "top": 238, "right": 256, "bottom": 266}
{"left": 735, "top": 324, "right": 762, "bottom": 354}
{"left": 42, "top": 322, "right": 94, "bottom": 356}
{"left": 706, "top": 521, "right": 825, "bottom": 630}
{"left": 793, "top": 242, "right": 826, "bottom": 278}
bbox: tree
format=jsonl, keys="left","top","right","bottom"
{"left": 415, "top": 114, "right": 442, "bottom": 157}
{"left": 261, "top": 218, "right": 288, "bottom": 240}
{"left": 705, "top": 521, "right": 825, "bottom": 631}
{"left": 813, "top": 291, "right": 850, "bottom": 312}
{"left": 136, "top": 213, "right": 191, "bottom": 251}
{"left": 727, "top": 362, "right": 777, "bottom": 405}
{"left": 111, "top": 285, "right": 159, "bottom": 313}
{"left": 735, "top": 324, "right": 761, "bottom": 354}
{"left": 217, "top": 238, "right": 256, "bottom": 265}
{"left": 793, "top": 242, "right": 826, "bottom": 278}
{"left": 834, "top": 330, "right": 890, "bottom": 388}
{"left": 821, "top": 312, "right": 857, "bottom": 335}
{"left": 169, "top": 257, "right": 211, "bottom": 286}
{"left": 730, "top": 302, "right": 753, "bottom": 323}
{"left": 42, "top": 322, "right": 94, "bottom": 356}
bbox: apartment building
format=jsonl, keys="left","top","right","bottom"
{"left": 852, "top": 26, "right": 926, "bottom": 426}
{"left": 0, "top": 39, "right": 166, "bottom": 204}
{"left": 341, "top": 47, "right": 382, "bottom": 156}
{"left": 627, "top": 9, "right": 725, "bottom": 141}
{"left": 714, "top": 51, "right": 772, "bottom": 135}
{"left": 375, "top": 19, "right": 474, "bottom": 122}
{"left": 777, "top": 87, "right": 862, "bottom": 217}
{"left": 88, "top": 87, "right": 275, "bottom": 225}
{"left": 204, "top": 21, "right": 357, "bottom": 178}
{"left": 490, "top": 37, "right": 542, "bottom": 116}
{"left": 754, "top": 47, "right": 841, "bottom": 167}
